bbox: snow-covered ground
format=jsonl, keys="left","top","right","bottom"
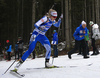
{"left": 0, "top": 51, "right": 100, "bottom": 78}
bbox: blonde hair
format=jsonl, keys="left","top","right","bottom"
{"left": 46, "top": 9, "right": 57, "bottom": 18}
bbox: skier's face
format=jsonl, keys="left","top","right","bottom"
{"left": 51, "top": 16, "right": 57, "bottom": 21}
{"left": 82, "top": 24, "right": 86, "bottom": 28}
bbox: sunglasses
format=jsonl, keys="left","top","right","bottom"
{"left": 52, "top": 16, "right": 57, "bottom": 18}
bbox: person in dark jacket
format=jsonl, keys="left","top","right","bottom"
{"left": 17, "top": 37, "right": 23, "bottom": 60}
{"left": 78, "top": 29, "right": 90, "bottom": 55}
{"left": 51, "top": 30, "right": 58, "bottom": 58}
{"left": 68, "top": 21, "right": 89, "bottom": 59}
{"left": 15, "top": 43, "right": 18, "bottom": 60}
{"left": 6, "top": 40, "right": 12, "bottom": 61}
{"left": 89, "top": 21, "right": 99, "bottom": 55}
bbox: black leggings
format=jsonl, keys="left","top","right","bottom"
{"left": 92, "top": 39, "right": 99, "bottom": 54}
{"left": 7, "top": 52, "right": 11, "bottom": 60}
{"left": 79, "top": 41, "right": 89, "bottom": 55}
{"left": 69, "top": 39, "right": 87, "bottom": 57}
{"left": 18, "top": 49, "right": 23, "bottom": 58}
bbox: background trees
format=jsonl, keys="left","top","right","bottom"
{"left": 0, "top": 0, "right": 100, "bottom": 50}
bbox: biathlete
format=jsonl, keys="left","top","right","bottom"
{"left": 12, "top": 9, "right": 63, "bottom": 72}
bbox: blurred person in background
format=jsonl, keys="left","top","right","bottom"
{"left": 51, "top": 30, "right": 58, "bottom": 58}
{"left": 89, "top": 21, "right": 100, "bottom": 55}
{"left": 15, "top": 42, "right": 18, "bottom": 60}
{"left": 5, "top": 40, "right": 12, "bottom": 61}
{"left": 17, "top": 37, "right": 23, "bottom": 59}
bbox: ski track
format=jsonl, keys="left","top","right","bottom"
{"left": 0, "top": 51, "right": 100, "bottom": 78}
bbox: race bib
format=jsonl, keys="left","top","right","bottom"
{"left": 51, "top": 41, "right": 56, "bottom": 45}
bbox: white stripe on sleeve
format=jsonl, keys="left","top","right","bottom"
{"left": 35, "top": 16, "right": 47, "bottom": 26}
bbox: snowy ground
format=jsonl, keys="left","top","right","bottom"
{"left": 0, "top": 51, "right": 100, "bottom": 78}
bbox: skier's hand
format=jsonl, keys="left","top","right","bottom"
{"left": 39, "top": 26, "right": 46, "bottom": 31}
{"left": 60, "top": 14, "right": 63, "bottom": 19}
{"left": 30, "top": 34, "right": 36, "bottom": 42}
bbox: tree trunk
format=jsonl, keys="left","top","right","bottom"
{"left": 21, "top": 0, "right": 23, "bottom": 38}
{"left": 65, "top": 0, "right": 70, "bottom": 49}
{"left": 61, "top": 0, "right": 64, "bottom": 41}
{"left": 17, "top": 0, "right": 20, "bottom": 38}
{"left": 95, "top": 0, "right": 99, "bottom": 26}
{"left": 92, "top": 0, "right": 95, "bottom": 22}
{"left": 84, "top": 0, "right": 87, "bottom": 22}
{"left": 32, "top": 0, "right": 36, "bottom": 31}
{"left": 69, "top": 0, "right": 72, "bottom": 47}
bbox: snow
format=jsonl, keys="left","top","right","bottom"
{"left": 0, "top": 51, "right": 100, "bottom": 78}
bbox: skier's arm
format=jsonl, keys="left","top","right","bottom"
{"left": 34, "top": 16, "right": 47, "bottom": 28}
{"left": 53, "top": 14, "right": 63, "bottom": 27}
{"left": 53, "top": 18, "right": 61, "bottom": 27}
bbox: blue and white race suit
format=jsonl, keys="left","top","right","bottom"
{"left": 21, "top": 16, "right": 61, "bottom": 61}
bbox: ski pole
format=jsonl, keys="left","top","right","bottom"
{"left": 58, "top": 14, "right": 63, "bottom": 35}
{"left": 52, "top": 46, "right": 55, "bottom": 64}
{"left": 51, "top": 3, "right": 56, "bottom": 9}
{"left": 46, "top": 3, "right": 56, "bottom": 15}
{"left": 3, "top": 60, "right": 16, "bottom": 75}
{"left": 52, "top": 57, "right": 54, "bottom": 64}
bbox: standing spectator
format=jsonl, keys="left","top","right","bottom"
{"left": 68, "top": 21, "right": 89, "bottom": 59}
{"left": 0, "top": 43, "right": 2, "bottom": 60}
{"left": 89, "top": 21, "right": 100, "bottom": 55}
{"left": 17, "top": 37, "right": 23, "bottom": 60}
{"left": 5, "top": 40, "right": 12, "bottom": 61}
{"left": 15, "top": 42, "right": 18, "bottom": 60}
{"left": 0, "top": 43, "right": 2, "bottom": 54}
{"left": 51, "top": 30, "right": 58, "bottom": 58}
{"left": 84, "top": 29, "right": 90, "bottom": 55}
{"left": 78, "top": 29, "right": 90, "bottom": 55}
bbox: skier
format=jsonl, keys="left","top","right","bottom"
{"left": 12, "top": 9, "right": 63, "bottom": 72}
{"left": 51, "top": 30, "right": 58, "bottom": 57}
{"left": 89, "top": 21, "right": 100, "bottom": 55}
{"left": 68, "top": 21, "right": 90, "bottom": 59}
